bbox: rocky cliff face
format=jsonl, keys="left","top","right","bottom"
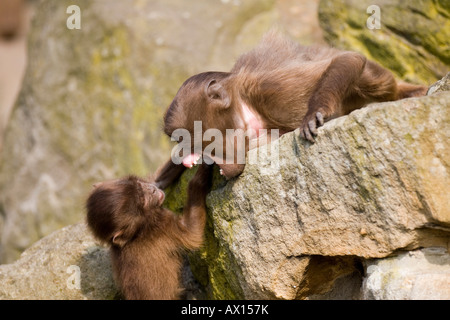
{"left": 0, "top": 80, "right": 448, "bottom": 299}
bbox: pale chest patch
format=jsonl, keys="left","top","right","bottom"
{"left": 240, "top": 102, "right": 264, "bottom": 138}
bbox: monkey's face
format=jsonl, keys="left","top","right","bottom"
{"left": 88, "top": 175, "right": 164, "bottom": 219}
{"left": 164, "top": 72, "right": 235, "bottom": 134}
{"left": 137, "top": 180, "right": 165, "bottom": 209}
{"left": 164, "top": 72, "right": 244, "bottom": 175}
{"left": 110, "top": 176, "right": 165, "bottom": 211}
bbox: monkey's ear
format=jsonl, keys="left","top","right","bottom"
{"left": 112, "top": 231, "right": 128, "bottom": 247}
{"left": 92, "top": 182, "right": 103, "bottom": 189}
{"left": 205, "top": 80, "right": 231, "bottom": 109}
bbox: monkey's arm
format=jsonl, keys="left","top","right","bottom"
{"left": 154, "top": 159, "right": 186, "bottom": 190}
{"left": 178, "top": 163, "right": 213, "bottom": 249}
{"left": 300, "top": 52, "right": 367, "bottom": 142}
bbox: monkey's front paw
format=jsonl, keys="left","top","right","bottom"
{"left": 300, "top": 111, "right": 324, "bottom": 142}
{"left": 190, "top": 163, "right": 214, "bottom": 191}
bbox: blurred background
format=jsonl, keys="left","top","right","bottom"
{"left": 0, "top": 0, "right": 448, "bottom": 263}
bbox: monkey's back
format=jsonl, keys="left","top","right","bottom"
{"left": 110, "top": 235, "right": 183, "bottom": 300}
{"left": 231, "top": 31, "right": 340, "bottom": 130}
{"left": 231, "top": 30, "right": 338, "bottom": 75}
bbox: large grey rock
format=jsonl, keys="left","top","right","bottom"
{"left": 0, "top": 223, "right": 118, "bottom": 299}
{"left": 0, "top": 222, "right": 202, "bottom": 300}
{"left": 362, "top": 248, "right": 450, "bottom": 300}
{"left": 0, "top": 0, "right": 323, "bottom": 263}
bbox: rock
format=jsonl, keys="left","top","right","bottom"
{"left": 0, "top": 223, "right": 119, "bottom": 299}
{"left": 0, "top": 0, "right": 322, "bottom": 263}
{"left": 165, "top": 90, "right": 450, "bottom": 299}
{"left": 427, "top": 72, "right": 450, "bottom": 95}
{"left": 319, "top": 0, "right": 449, "bottom": 84}
{"left": 362, "top": 248, "right": 450, "bottom": 300}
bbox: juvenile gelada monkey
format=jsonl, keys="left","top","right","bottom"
{"left": 155, "top": 31, "right": 427, "bottom": 188}
{"left": 86, "top": 163, "right": 212, "bottom": 300}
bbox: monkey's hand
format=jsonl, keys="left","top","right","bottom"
{"left": 188, "top": 163, "right": 214, "bottom": 198}
{"left": 299, "top": 110, "right": 325, "bottom": 142}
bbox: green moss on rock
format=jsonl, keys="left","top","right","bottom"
{"left": 319, "top": 0, "right": 449, "bottom": 84}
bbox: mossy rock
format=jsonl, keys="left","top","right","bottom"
{"left": 319, "top": 0, "right": 449, "bottom": 84}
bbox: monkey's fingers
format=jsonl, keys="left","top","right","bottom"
{"left": 300, "top": 111, "right": 326, "bottom": 142}
{"left": 190, "top": 163, "right": 214, "bottom": 191}
{"left": 316, "top": 111, "right": 324, "bottom": 126}
{"left": 309, "top": 111, "right": 325, "bottom": 135}
{"left": 195, "top": 162, "right": 214, "bottom": 176}
{"left": 308, "top": 119, "right": 318, "bottom": 136}
{"left": 301, "top": 126, "right": 315, "bottom": 142}
{"left": 300, "top": 120, "right": 315, "bottom": 143}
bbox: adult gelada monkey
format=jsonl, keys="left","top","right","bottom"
{"left": 155, "top": 31, "right": 427, "bottom": 188}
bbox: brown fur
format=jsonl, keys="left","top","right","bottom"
{"left": 86, "top": 163, "right": 212, "bottom": 300}
{"left": 156, "top": 31, "right": 428, "bottom": 186}
{"left": 0, "top": 0, "right": 24, "bottom": 40}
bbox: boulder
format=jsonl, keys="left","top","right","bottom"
{"left": 0, "top": 223, "right": 118, "bottom": 299}
{"left": 362, "top": 247, "right": 450, "bottom": 300}
{"left": 319, "top": 0, "right": 449, "bottom": 84}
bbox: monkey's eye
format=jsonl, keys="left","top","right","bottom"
{"left": 146, "top": 185, "right": 157, "bottom": 194}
